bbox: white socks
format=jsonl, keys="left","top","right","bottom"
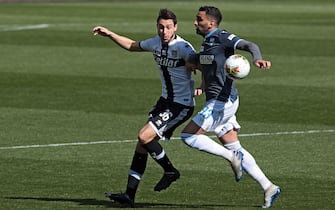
{"left": 181, "top": 133, "right": 233, "bottom": 161}
{"left": 181, "top": 133, "right": 273, "bottom": 191}
{"left": 224, "top": 141, "right": 272, "bottom": 190}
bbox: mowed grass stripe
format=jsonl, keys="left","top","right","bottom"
{"left": 0, "top": 71, "right": 333, "bottom": 125}
{"left": 1, "top": 129, "right": 333, "bottom": 150}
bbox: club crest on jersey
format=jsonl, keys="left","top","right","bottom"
{"left": 172, "top": 50, "right": 177, "bottom": 58}
{"left": 209, "top": 37, "right": 215, "bottom": 46}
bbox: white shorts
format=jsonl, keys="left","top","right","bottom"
{"left": 192, "top": 98, "right": 241, "bottom": 137}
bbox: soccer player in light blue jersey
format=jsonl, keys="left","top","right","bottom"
{"left": 181, "top": 6, "right": 281, "bottom": 208}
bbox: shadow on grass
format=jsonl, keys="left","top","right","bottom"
{"left": 5, "top": 196, "right": 260, "bottom": 209}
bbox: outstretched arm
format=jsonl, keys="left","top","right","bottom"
{"left": 93, "top": 26, "right": 143, "bottom": 52}
{"left": 236, "top": 40, "right": 271, "bottom": 69}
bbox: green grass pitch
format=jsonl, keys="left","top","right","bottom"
{"left": 0, "top": 0, "right": 334, "bottom": 209}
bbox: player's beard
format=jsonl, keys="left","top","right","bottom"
{"left": 195, "top": 27, "right": 206, "bottom": 37}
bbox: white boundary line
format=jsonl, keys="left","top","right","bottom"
{"left": 0, "top": 24, "right": 49, "bottom": 32}
{"left": 0, "top": 129, "right": 333, "bottom": 150}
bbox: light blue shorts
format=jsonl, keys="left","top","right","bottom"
{"left": 192, "top": 98, "right": 241, "bottom": 137}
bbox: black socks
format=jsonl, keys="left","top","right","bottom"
{"left": 126, "top": 152, "right": 148, "bottom": 200}
{"left": 143, "top": 139, "right": 175, "bottom": 172}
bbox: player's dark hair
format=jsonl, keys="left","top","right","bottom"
{"left": 199, "top": 6, "right": 222, "bottom": 26}
{"left": 157, "top": 8, "right": 177, "bottom": 25}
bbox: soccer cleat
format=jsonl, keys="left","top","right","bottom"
{"left": 154, "top": 168, "right": 180, "bottom": 191}
{"left": 231, "top": 150, "right": 244, "bottom": 182}
{"left": 262, "top": 184, "right": 281, "bottom": 208}
{"left": 105, "top": 192, "right": 134, "bottom": 208}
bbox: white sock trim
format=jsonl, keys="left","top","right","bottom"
{"left": 128, "top": 169, "right": 142, "bottom": 180}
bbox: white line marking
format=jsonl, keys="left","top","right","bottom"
{"left": 237, "top": 129, "right": 335, "bottom": 137}
{"left": 0, "top": 140, "right": 135, "bottom": 150}
{"left": 0, "top": 24, "right": 49, "bottom": 32}
{"left": 0, "top": 129, "right": 333, "bottom": 150}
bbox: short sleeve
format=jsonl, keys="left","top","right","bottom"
{"left": 139, "top": 36, "right": 159, "bottom": 51}
{"left": 219, "top": 30, "right": 241, "bottom": 50}
{"left": 179, "top": 41, "right": 196, "bottom": 61}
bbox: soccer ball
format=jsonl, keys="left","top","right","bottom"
{"left": 224, "top": 54, "right": 250, "bottom": 80}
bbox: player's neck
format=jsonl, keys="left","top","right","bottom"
{"left": 205, "top": 28, "right": 219, "bottom": 38}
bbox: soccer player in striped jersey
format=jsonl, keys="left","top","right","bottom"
{"left": 181, "top": 6, "right": 281, "bottom": 208}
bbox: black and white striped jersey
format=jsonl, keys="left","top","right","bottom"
{"left": 140, "top": 35, "right": 196, "bottom": 107}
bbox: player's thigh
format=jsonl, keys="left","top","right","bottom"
{"left": 138, "top": 123, "right": 158, "bottom": 144}
{"left": 181, "top": 120, "right": 206, "bottom": 135}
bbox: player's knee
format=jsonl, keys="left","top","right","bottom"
{"left": 137, "top": 136, "right": 146, "bottom": 145}
{"left": 138, "top": 129, "right": 151, "bottom": 144}
{"left": 180, "top": 133, "right": 197, "bottom": 147}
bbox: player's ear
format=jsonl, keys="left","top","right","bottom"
{"left": 209, "top": 20, "right": 215, "bottom": 28}
{"left": 174, "top": 24, "right": 178, "bottom": 32}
